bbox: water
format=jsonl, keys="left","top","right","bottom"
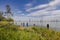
{"left": 14, "top": 16, "right": 60, "bottom": 31}
{"left": 14, "top": 21, "right": 60, "bottom": 30}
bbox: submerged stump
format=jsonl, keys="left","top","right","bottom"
{"left": 26, "top": 23, "right": 28, "bottom": 27}
{"left": 47, "top": 24, "right": 49, "bottom": 29}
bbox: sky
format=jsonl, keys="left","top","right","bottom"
{"left": 0, "top": 0, "right": 60, "bottom": 21}
{"left": 0, "top": 0, "right": 51, "bottom": 16}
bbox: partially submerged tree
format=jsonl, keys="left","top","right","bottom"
{"left": 0, "top": 5, "right": 14, "bottom": 22}
{"left": 5, "top": 5, "right": 13, "bottom": 19}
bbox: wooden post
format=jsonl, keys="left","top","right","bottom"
{"left": 33, "top": 24, "right": 35, "bottom": 26}
{"left": 26, "top": 23, "right": 28, "bottom": 27}
{"left": 47, "top": 24, "right": 49, "bottom": 29}
{"left": 23, "top": 23, "right": 25, "bottom": 27}
{"left": 21, "top": 23, "right": 22, "bottom": 26}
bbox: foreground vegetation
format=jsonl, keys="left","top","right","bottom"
{"left": 0, "top": 21, "right": 60, "bottom": 40}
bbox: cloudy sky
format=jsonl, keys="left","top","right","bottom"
{"left": 0, "top": 0, "right": 60, "bottom": 20}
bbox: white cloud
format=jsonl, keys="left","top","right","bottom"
{"left": 26, "top": 4, "right": 48, "bottom": 12}
{"left": 13, "top": 9, "right": 25, "bottom": 16}
{"left": 25, "top": 3, "right": 33, "bottom": 9}
{"left": 14, "top": 9, "right": 22, "bottom": 14}
{"left": 26, "top": 0, "right": 60, "bottom": 16}
{"left": 27, "top": 9, "right": 49, "bottom": 16}
{"left": 25, "top": 3, "right": 32, "bottom": 7}
{"left": 16, "top": 11, "right": 22, "bottom": 13}
{"left": 25, "top": 0, "right": 37, "bottom": 9}
{"left": 14, "top": 0, "right": 60, "bottom": 21}
{"left": 51, "top": 10, "right": 60, "bottom": 15}
{"left": 49, "top": 0, "right": 60, "bottom": 6}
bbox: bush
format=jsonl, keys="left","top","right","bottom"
{"left": 0, "top": 17, "right": 7, "bottom": 21}
{"left": 7, "top": 18, "right": 14, "bottom": 22}
{"left": 0, "top": 17, "right": 14, "bottom": 22}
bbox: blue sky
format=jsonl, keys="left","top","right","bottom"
{"left": 0, "top": 0, "right": 60, "bottom": 20}
{"left": 0, "top": 0, "right": 51, "bottom": 16}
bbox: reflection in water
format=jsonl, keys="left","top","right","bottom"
{"left": 14, "top": 16, "right": 60, "bottom": 31}
{"left": 14, "top": 21, "right": 60, "bottom": 31}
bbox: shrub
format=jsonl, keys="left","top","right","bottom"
{"left": 7, "top": 18, "right": 14, "bottom": 22}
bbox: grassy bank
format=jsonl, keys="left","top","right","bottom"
{"left": 0, "top": 21, "right": 60, "bottom": 40}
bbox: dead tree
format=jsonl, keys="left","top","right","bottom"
{"left": 5, "top": 5, "right": 13, "bottom": 19}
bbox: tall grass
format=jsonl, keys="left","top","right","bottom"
{"left": 0, "top": 21, "right": 60, "bottom": 40}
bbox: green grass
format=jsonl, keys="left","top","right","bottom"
{"left": 0, "top": 21, "right": 60, "bottom": 40}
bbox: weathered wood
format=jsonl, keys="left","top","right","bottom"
{"left": 47, "top": 24, "right": 49, "bottom": 29}
{"left": 26, "top": 23, "right": 28, "bottom": 27}
{"left": 23, "top": 23, "right": 25, "bottom": 26}
{"left": 33, "top": 24, "right": 35, "bottom": 26}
